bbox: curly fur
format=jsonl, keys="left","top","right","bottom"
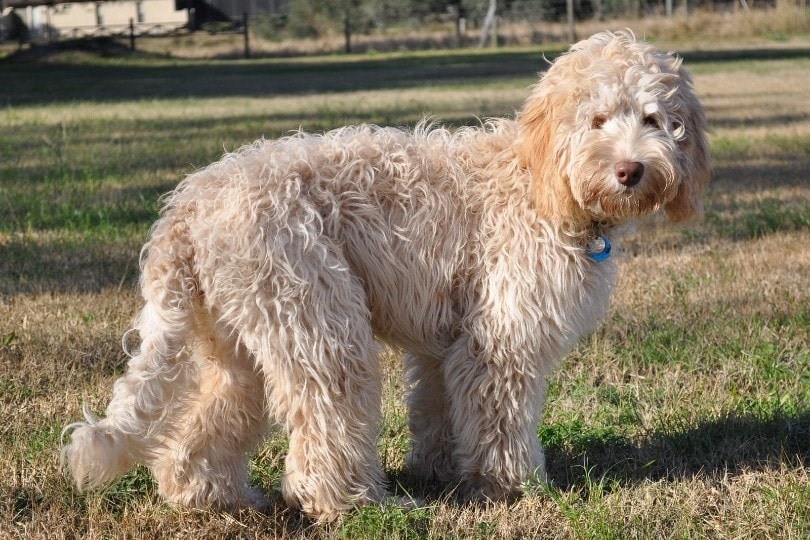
{"left": 61, "top": 30, "right": 709, "bottom": 520}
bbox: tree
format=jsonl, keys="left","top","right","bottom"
{"left": 286, "top": 0, "right": 380, "bottom": 52}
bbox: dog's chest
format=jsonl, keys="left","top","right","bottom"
{"left": 359, "top": 227, "right": 617, "bottom": 361}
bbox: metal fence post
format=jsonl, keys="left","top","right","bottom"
{"left": 129, "top": 18, "right": 135, "bottom": 51}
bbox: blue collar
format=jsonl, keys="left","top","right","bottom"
{"left": 586, "top": 235, "right": 612, "bottom": 262}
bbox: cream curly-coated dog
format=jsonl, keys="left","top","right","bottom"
{"left": 62, "top": 30, "right": 709, "bottom": 520}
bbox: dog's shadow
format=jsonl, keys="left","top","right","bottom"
{"left": 76, "top": 410, "right": 804, "bottom": 528}
{"left": 390, "top": 410, "right": 808, "bottom": 505}
{"left": 541, "top": 410, "right": 808, "bottom": 492}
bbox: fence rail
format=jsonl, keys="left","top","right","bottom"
{"left": 59, "top": 21, "right": 189, "bottom": 41}
{"left": 2, "top": 14, "right": 251, "bottom": 58}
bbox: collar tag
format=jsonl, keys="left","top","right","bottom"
{"left": 586, "top": 235, "right": 611, "bottom": 262}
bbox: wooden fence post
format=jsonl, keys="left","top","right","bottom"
{"left": 566, "top": 0, "right": 575, "bottom": 43}
{"left": 129, "top": 18, "right": 135, "bottom": 51}
{"left": 243, "top": 12, "right": 249, "bottom": 59}
{"left": 344, "top": 9, "right": 351, "bottom": 54}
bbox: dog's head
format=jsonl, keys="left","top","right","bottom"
{"left": 518, "top": 30, "right": 710, "bottom": 226}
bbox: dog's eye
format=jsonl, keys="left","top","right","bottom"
{"left": 643, "top": 115, "right": 661, "bottom": 129}
{"left": 591, "top": 116, "right": 607, "bottom": 130}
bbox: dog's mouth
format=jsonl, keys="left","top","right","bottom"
{"left": 580, "top": 164, "right": 675, "bottom": 220}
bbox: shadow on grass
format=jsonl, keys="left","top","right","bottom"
{"left": 21, "top": 390, "right": 804, "bottom": 534}
{"left": 542, "top": 410, "right": 809, "bottom": 492}
{"left": 681, "top": 47, "right": 810, "bottom": 64}
{"left": 3, "top": 42, "right": 809, "bottom": 107}
{"left": 0, "top": 234, "right": 142, "bottom": 297}
{"left": 381, "top": 410, "right": 808, "bottom": 511}
{"left": 710, "top": 112, "right": 810, "bottom": 131}
{"left": 1, "top": 49, "right": 546, "bottom": 107}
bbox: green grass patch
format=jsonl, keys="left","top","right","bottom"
{"left": 336, "top": 502, "right": 434, "bottom": 540}
{"left": 711, "top": 133, "right": 810, "bottom": 161}
{"left": 24, "top": 422, "right": 63, "bottom": 460}
{"left": 705, "top": 198, "right": 810, "bottom": 241}
{"left": 99, "top": 466, "right": 157, "bottom": 515}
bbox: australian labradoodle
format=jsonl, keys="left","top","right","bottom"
{"left": 62, "top": 30, "right": 709, "bottom": 520}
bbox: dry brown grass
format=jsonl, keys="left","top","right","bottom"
{"left": 122, "top": 5, "right": 810, "bottom": 59}
{"left": 1, "top": 39, "right": 808, "bottom": 538}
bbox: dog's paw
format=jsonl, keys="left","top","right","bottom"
{"left": 455, "top": 476, "right": 522, "bottom": 504}
{"left": 405, "top": 449, "right": 456, "bottom": 484}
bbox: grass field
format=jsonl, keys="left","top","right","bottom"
{"left": 1, "top": 38, "right": 809, "bottom": 538}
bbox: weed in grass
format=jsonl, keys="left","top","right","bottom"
{"left": 1, "top": 331, "right": 18, "bottom": 348}
{"left": 538, "top": 420, "right": 624, "bottom": 457}
{"left": 595, "top": 385, "right": 641, "bottom": 426}
{"left": 99, "top": 466, "right": 157, "bottom": 515}
{"left": 336, "top": 501, "right": 433, "bottom": 540}
{"left": 539, "top": 463, "right": 621, "bottom": 539}
{"left": 24, "top": 422, "right": 61, "bottom": 460}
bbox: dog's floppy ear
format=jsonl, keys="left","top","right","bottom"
{"left": 664, "top": 66, "right": 711, "bottom": 223}
{"left": 517, "top": 74, "right": 579, "bottom": 221}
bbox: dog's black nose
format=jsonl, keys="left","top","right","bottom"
{"left": 614, "top": 161, "right": 644, "bottom": 187}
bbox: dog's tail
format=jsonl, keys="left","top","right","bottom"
{"left": 61, "top": 213, "right": 199, "bottom": 491}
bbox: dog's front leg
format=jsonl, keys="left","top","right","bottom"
{"left": 442, "top": 332, "right": 547, "bottom": 501}
{"left": 404, "top": 351, "right": 457, "bottom": 483}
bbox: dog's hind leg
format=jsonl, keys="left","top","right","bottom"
{"left": 61, "top": 218, "right": 198, "bottom": 492}
{"left": 245, "top": 241, "right": 387, "bottom": 521}
{"left": 148, "top": 315, "right": 267, "bottom": 509}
